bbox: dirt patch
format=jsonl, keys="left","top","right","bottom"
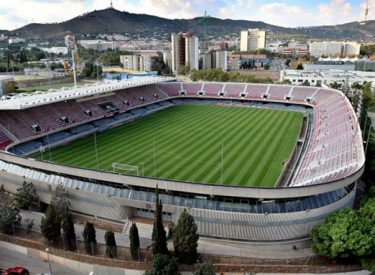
{"left": 72, "top": 214, "right": 124, "bottom": 233}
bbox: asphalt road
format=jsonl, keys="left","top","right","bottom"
{"left": 0, "top": 247, "right": 85, "bottom": 275}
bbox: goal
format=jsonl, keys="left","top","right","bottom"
{"left": 112, "top": 163, "right": 139, "bottom": 175}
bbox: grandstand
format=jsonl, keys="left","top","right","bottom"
{"left": 0, "top": 77, "right": 365, "bottom": 243}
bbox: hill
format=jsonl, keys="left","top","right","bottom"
{"left": 7, "top": 7, "right": 375, "bottom": 40}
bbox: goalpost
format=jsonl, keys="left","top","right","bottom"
{"left": 112, "top": 163, "right": 139, "bottom": 176}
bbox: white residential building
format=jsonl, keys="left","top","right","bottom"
{"left": 240, "top": 29, "right": 266, "bottom": 52}
{"left": 280, "top": 69, "right": 375, "bottom": 88}
{"left": 215, "top": 50, "right": 228, "bottom": 71}
{"left": 202, "top": 50, "right": 228, "bottom": 71}
{"left": 171, "top": 32, "right": 199, "bottom": 74}
{"left": 8, "top": 37, "right": 25, "bottom": 44}
{"left": 120, "top": 52, "right": 161, "bottom": 72}
{"left": 39, "top": 47, "right": 68, "bottom": 55}
{"left": 343, "top": 42, "right": 361, "bottom": 56}
{"left": 120, "top": 55, "right": 140, "bottom": 71}
{"left": 309, "top": 41, "right": 361, "bottom": 57}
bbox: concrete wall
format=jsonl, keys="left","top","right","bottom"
{"left": 0, "top": 157, "right": 357, "bottom": 241}
{"left": 0, "top": 151, "right": 363, "bottom": 199}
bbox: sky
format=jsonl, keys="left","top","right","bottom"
{"left": 0, "top": 0, "right": 374, "bottom": 31}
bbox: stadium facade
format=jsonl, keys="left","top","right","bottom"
{"left": 0, "top": 77, "right": 365, "bottom": 242}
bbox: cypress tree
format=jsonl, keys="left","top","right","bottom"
{"left": 129, "top": 222, "right": 140, "bottom": 260}
{"left": 83, "top": 222, "right": 97, "bottom": 255}
{"left": 61, "top": 210, "right": 76, "bottom": 251}
{"left": 152, "top": 187, "right": 168, "bottom": 255}
{"left": 104, "top": 230, "right": 117, "bottom": 258}
{"left": 41, "top": 203, "right": 61, "bottom": 243}
{"left": 173, "top": 209, "right": 199, "bottom": 264}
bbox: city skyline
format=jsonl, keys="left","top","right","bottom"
{"left": 0, "top": 0, "right": 373, "bottom": 31}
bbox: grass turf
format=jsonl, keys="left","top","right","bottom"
{"left": 34, "top": 104, "right": 303, "bottom": 187}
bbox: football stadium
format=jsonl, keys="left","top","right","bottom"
{"left": 0, "top": 76, "right": 365, "bottom": 242}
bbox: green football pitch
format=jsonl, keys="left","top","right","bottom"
{"left": 34, "top": 104, "right": 303, "bottom": 187}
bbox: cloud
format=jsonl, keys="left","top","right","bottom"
{"left": 318, "top": 0, "right": 354, "bottom": 25}
{"left": 218, "top": 0, "right": 254, "bottom": 20}
{"left": 360, "top": 0, "right": 375, "bottom": 21}
{"left": 0, "top": 0, "right": 87, "bottom": 30}
{"left": 111, "top": 0, "right": 223, "bottom": 19}
{"left": 257, "top": 2, "right": 316, "bottom": 27}
{"left": 0, "top": 0, "right": 368, "bottom": 31}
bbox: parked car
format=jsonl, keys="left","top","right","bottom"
{"left": 2, "top": 266, "right": 30, "bottom": 275}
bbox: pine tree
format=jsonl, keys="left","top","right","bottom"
{"left": 13, "top": 181, "right": 39, "bottom": 210}
{"left": 61, "top": 210, "right": 76, "bottom": 251}
{"left": 51, "top": 184, "right": 70, "bottom": 218}
{"left": 129, "top": 222, "right": 140, "bottom": 260}
{"left": 145, "top": 254, "right": 180, "bottom": 275}
{"left": 41, "top": 203, "right": 61, "bottom": 243}
{"left": 104, "top": 230, "right": 117, "bottom": 258}
{"left": 83, "top": 222, "right": 97, "bottom": 255}
{"left": 194, "top": 262, "right": 215, "bottom": 275}
{"left": 152, "top": 187, "right": 168, "bottom": 255}
{"left": 173, "top": 209, "right": 199, "bottom": 264}
{"left": 0, "top": 202, "right": 21, "bottom": 234}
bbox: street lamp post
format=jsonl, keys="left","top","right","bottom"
{"left": 45, "top": 248, "right": 53, "bottom": 274}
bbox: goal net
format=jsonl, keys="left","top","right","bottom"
{"left": 112, "top": 163, "right": 139, "bottom": 175}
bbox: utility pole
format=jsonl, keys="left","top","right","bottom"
{"left": 94, "top": 132, "right": 99, "bottom": 170}
{"left": 221, "top": 143, "right": 224, "bottom": 185}
{"left": 153, "top": 138, "right": 156, "bottom": 178}
{"left": 360, "top": 0, "right": 369, "bottom": 25}
{"left": 201, "top": 11, "right": 209, "bottom": 69}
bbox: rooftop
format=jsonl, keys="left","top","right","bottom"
{"left": 0, "top": 76, "right": 175, "bottom": 110}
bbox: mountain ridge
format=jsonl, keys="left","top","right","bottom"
{"left": 6, "top": 8, "right": 375, "bottom": 40}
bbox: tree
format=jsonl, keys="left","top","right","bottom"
{"left": 51, "top": 184, "right": 70, "bottom": 219}
{"left": 0, "top": 184, "right": 5, "bottom": 194}
{"left": 173, "top": 209, "right": 199, "bottom": 264}
{"left": 3, "top": 81, "right": 18, "bottom": 93}
{"left": 151, "top": 59, "right": 171, "bottom": 76}
{"left": 194, "top": 262, "right": 215, "bottom": 275}
{"left": 360, "top": 44, "right": 375, "bottom": 56}
{"left": 181, "top": 65, "right": 191, "bottom": 75}
{"left": 83, "top": 222, "right": 97, "bottom": 255}
{"left": 311, "top": 199, "right": 375, "bottom": 263}
{"left": 145, "top": 254, "right": 180, "bottom": 275}
{"left": 82, "top": 63, "right": 93, "bottom": 78}
{"left": 41, "top": 203, "right": 61, "bottom": 243}
{"left": 302, "top": 80, "right": 310, "bottom": 86}
{"left": 0, "top": 202, "right": 21, "bottom": 234}
{"left": 105, "top": 230, "right": 117, "bottom": 258}
{"left": 351, "top": 82, "right": 364, "bottom": 91}
{"left": 61, "top": 210, "right": 76, "bottom": 251}
{"left": 329, "top": 81, "right": 342, "bottom": 90}
{"left": 361, "top": 258, "right": 375, "bottom": 272}
{"left": 190, "top": 68, "right": 272, "bottom": 84}
{"left": 129, "top": 223, "right": 140, "bottom": 260}
{"left": 296, "top": 63, "right": 304, "bottom": 70}
{"left": 13, "top": 181, "right": 39, "bottom": 210}
{"left": 151, "top": 187, "right": 168, "bottom": 256}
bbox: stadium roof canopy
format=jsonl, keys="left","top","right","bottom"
{"left": 0, "top": 76, "right": 175, "bottom": 110}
